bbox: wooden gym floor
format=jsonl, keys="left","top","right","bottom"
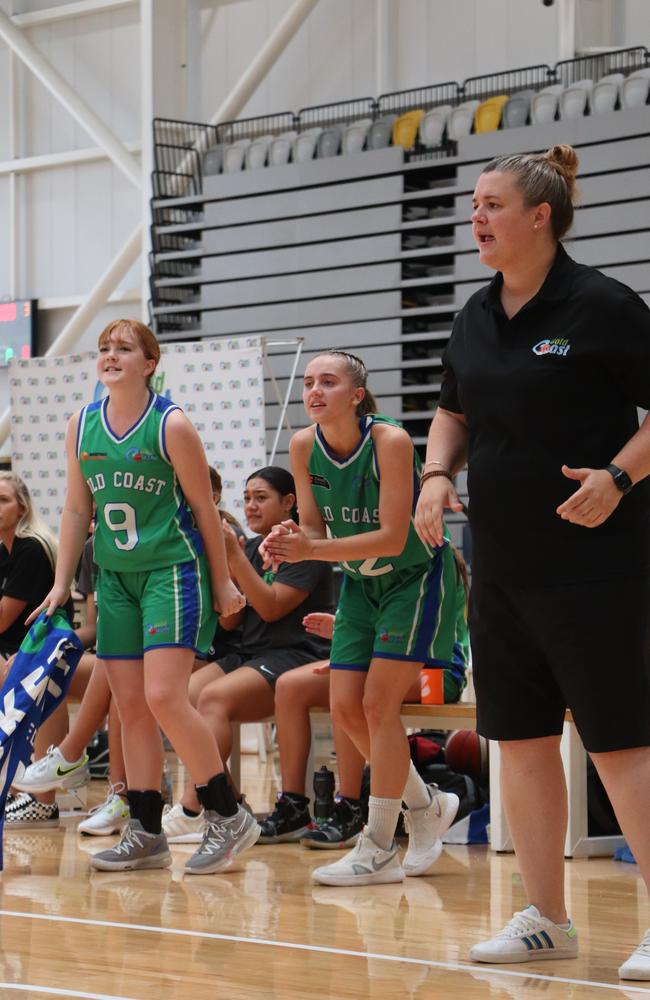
{"left": 0, "top": 748, "right": 648, "bottom": 1000}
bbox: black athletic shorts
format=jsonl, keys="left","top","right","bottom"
{"left": 210, "top": 649, "right": 314, "bottom": 688}
{"left": 469, "top": 574, "right": 650, "bottom": 753}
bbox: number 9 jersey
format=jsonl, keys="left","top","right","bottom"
{"left": 308, "top": 413, "right": 443, "bottom": 578}
{"left": 76, "top": 391, "right": 204, "bottom": 571}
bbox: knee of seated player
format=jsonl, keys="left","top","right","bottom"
{"left": 195, "top": 681, "right": 230, "bottom": 722}
{"left": 275, "top": 665, "right": 326, "bottom": 710}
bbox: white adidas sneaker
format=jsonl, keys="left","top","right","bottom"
{"left": 469, "top": 905, "right": 579, "bottom": 963}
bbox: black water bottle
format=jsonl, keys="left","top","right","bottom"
{"left": 313, "top": 765, "right": 335, "bottom": 821}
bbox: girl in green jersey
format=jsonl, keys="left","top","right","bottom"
{"left": 32, "top": 319, "right": 260, "bottom": 874}
{"left": 262, "top": 350, "right": 459, "bottom": 887}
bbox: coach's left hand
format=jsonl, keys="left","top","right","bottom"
{"left": 556, "top": 465, "right": 622, "bottom": 528}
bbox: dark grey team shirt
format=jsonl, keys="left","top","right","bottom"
{"left": 239, "top": 536, "right": 334, "bottom": 659}
{"left": 441, "top": 244, "right": 650, "bottom": 584}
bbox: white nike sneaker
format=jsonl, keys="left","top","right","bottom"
{"left": 312, "top": 829, "right": 404, "bottom": 886}
{"left": 402, "top": 785, "right": 459, "bottom": 876}
{"left": 469, "top": 905, "right": 579, "bottom": 963}
{"left": 14, "top": 745, "right": 90, "bottom": 793}
{"left": 619, "top": 929, "right": 650, "bottom": 980}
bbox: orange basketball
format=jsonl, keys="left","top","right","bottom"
{"left": 445, "top": 730, "right": 489, "bottom": 784}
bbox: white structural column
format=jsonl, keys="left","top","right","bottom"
{"left": 0, "top": 7, "right": 141, "bottom": 188}
{"left": 375, "top": 0, "right": 397, "bottom": 96}
{"left": 558, "top": 0, "right": 577, "bottom": 60}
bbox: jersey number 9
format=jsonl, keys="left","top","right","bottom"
{"left": 104, "top": 502, "right": 139, "bottom": 551}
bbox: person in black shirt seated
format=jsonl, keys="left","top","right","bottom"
{"left": 0, "top": 471, "right": 60, "bottom": 663}
{"left": 162, "top": 466, "right": 334, "bottom": 842}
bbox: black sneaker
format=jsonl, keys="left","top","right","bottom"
{"left": 300, "top": 796, "right": 364, "bottom": 850}
{"left": 258, "top": 793, "right": 311, "bottom": 844}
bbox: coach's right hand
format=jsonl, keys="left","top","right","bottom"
{"left": 415, "top": 477, "right": 464, "bottom": 548}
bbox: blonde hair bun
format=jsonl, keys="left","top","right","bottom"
{"left": 543, "top": 144, "right": 579, "bottom": 199}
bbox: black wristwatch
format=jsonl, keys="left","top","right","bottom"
{"left": 604, "top": 463, "right": 633, "bottom": 495}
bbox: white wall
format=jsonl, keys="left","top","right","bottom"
{"left": 199, "top": 0, "right": 563, "bottom": 120}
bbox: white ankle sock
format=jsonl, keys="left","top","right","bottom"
{"left": 367, "top": 795, "right": 401, "bottom": 850}
{"left": 402, "top": 762, "right": 432, "bottom": 811}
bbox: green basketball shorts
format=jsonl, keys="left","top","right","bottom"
{"left": 95, "top": 555, "right": 217, "bottom": 659}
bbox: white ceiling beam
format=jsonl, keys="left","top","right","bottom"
{"left": 0, "top": 8, "right": 141, "bottom": 188}
{"left": 11, "top": 0, "right": 137, "bottom": 29}
{"left": 0, "top": 141, "right": 141, "bottom": 176}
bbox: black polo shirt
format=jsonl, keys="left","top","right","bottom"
{"left": 440, "top": 243, "right": 650, "bottom": 584}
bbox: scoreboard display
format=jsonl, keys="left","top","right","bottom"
{"left": 0, "top": 300, "right": 37, "bottom": 367}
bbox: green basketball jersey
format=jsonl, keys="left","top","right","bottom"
{"left": 308, "top": 413, "right": 440, "bottom": 579}
{"left": 76, "top": 391, "right": 204, "bottom": 572}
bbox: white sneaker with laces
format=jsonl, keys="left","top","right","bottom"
{"left": 14, "top": 746, "right": 90, "bottom": 793}
{"left": 78, "top": 783, "right": 130, "bottom": 836}
{"left": 162, "top": 801, "right": 205, "bottom": 843}
{"left": 402, "top": 785, "right": 459, "bottom": 876}
{"left": 312, "top": 829, "right": 404, "bottom": 886}
{"left": 619, "top": 929, "right": 650, "bottom": 980}
{"left": 469, "top": 905, "right": 579, "bottom": 963}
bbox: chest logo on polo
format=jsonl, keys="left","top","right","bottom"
{"left": 532, "top": 338, "right": 571, "bottom": 358}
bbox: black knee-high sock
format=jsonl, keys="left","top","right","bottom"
{"left": 127, "top": 790, "right": 164, "bottom": 834}
{"left": 195, "top": 773, "right": 237, "bottom": 817}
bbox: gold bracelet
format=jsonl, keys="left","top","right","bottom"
{"left": 419, "top": 469, "right": 453, "bottom": 487}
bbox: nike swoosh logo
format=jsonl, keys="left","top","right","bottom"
{"left": 351, "top": 852, "right": 395, "bottom": 876}
{"left": 259, "top": 665, "right": 274, "bottom": 675}
{"left": 56, "top": 763, "right": 82, "bottom": 776}
{"left": 372, "top": 852, "right": 396, "bottom": 872}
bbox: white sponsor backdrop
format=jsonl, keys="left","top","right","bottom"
{"left": 9, "top": 336, "right": 266, "bottom": 531}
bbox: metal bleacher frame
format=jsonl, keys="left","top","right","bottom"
{"left": 148, "top": 46, "right": 650, "bottom": 550}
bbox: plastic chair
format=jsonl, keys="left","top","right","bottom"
{"left": 342, "top": 118, "right": 372, "bottom": 154}
{"left": 559, "top": 79, "right": 593, "bottom": 120}
{"left": 474, "top": 95, "right": 508, "bottom": 133}
{"left": 317, "top": 125, "right": 343, "bottom": 158}
{"left": 392, "top": 109, "right": 425, "bottom": 150}
{"left": 418, "top": 105, "right": 452, "bottom": 147}
{"left": 447, "top": 100, "right": 480, "bottom": 140}
{"left": 223, "top": 138, "right": 251, "bottom": 173}
{"left": 245, "top": 134, "right": 274, "bottom": 170}
{"left": 268, "top": 130, "right": 297, "bottom": 166}
{"left": 621, "top": 67, "right": 650, "bottom": 109}
{"left": 590, "top": 73, "right": 623, "bottom": 114}
{"left": 203, "top": 143, "right": 224, "bottom": 175}
{"left": 502, "top": 90, "right": 534, "bottom": 128}
{"left": 367, "top": 115, "right": 397, "bottom": 149}
{"left": 530, "top": 84, "right": 564, "bottom": 124}
{"left": 292, "top": 127, "right": 322, "bottom": 163}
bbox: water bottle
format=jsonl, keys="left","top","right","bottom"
{"left": 313, "top": 765, "right": 335, "bottom": 821}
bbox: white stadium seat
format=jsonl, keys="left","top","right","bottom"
{"left": 530, "top": 83, "right": 564, "bottom": 124}
{"left": 342, "top": 118, "right": 372, "bottom": 155}
{"left": 447, "top": 100, "right": 480, "bottom": 140}
{"left": 621, "top": 67, "right": 650, "bottom": 109}
{"left": 559, "top": 79, "right": 593, "bottom": 120}
{"left": 419, "top": 105, "right": 452, "bottom": 147}
{"left": 590, "top": 73, "right": 624, "bottom": 114}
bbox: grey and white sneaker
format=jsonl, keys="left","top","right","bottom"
{"left": 14, "top": 745, "right": 90, "bottom": 794}
{"left": 90, "top": 819, "right": 172, "bottom": 872}
{"left": 184, "top": 806, "right": 261, "bottom": 875}
{"left": 402, "top": 785, "right": 459, "bottom": 876}
{"left": 312, "top": 830, "right": 404, "bottom": 886}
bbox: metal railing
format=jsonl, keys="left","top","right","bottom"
{"left": 462, "top": 64, "right": 554, "bottom": 101}
{"left": 297, "top": 97, "right": 376, "bottom": 130}
{"left": 377, "top": 81, "right": 460, "bottom": 116}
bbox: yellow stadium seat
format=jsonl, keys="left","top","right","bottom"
{"left": 474, "top": 95, "right": 508, "bottom": 133}
{"left": 392, "top": 109, "right": 425, "bottom": 150}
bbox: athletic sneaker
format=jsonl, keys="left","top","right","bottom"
{"left": 301, "top": 797, "right": 364, "bottom": 850}
{"left": 402, "top": 785, "right": 459, "bottom": 876}
{"left": 4, "top": 792, "right": 59, "bottom": 829}
{"left": 312, "top": 830, "right": 404, "bottom": 886}
{"left": 162, "top": 802, "right": 205, "bottom": 843}
{"left": 90, "top": 819, "right": 172, "bottom": 871}
{"left": 184, "top": 806, "right": 261, "bottom": 875}
{"left": 13, "top": 746, "right": 90, "bottom": 794}
{"left": 258, "top": 793, "right": 311, "bottom": 844}
{"left": 619, "top": 929, "right": 650, "bottom": 980}
{"left": 78, "top": 783, "right": 130, "bottom": 836}
{"left": 469, "top": 905, "right": 579, "bottom": 963}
